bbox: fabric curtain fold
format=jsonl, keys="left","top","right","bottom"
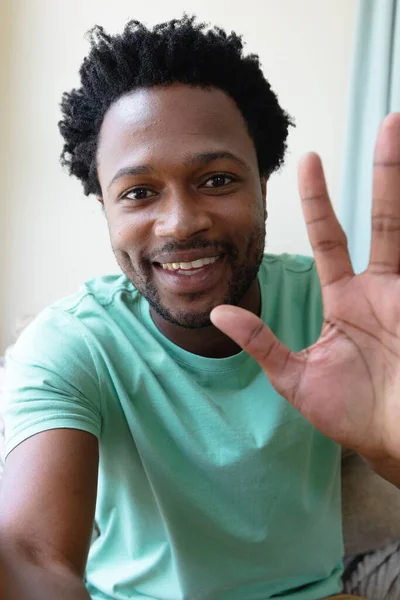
{"left": 339, "top": 0, "right": 400, "bottom": 273}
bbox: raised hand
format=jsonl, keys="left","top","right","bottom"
{"left": 211, "top": 113, "right": 400, "bottom": 477}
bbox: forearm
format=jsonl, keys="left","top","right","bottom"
{"left": 0, "top": 548, "right": 91, "bottom": 600}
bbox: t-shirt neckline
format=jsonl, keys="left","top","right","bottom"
{"left": 139, "top": 267, "right": 267, "bottom": 372}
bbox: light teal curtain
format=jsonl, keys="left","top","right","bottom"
{"left": 339, "top": 0, "right": 400, "bottom": 273}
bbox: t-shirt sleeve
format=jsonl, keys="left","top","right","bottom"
{"left": 3, "top": 307, "right": 102, "bottom": 460}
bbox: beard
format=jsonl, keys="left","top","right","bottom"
{"left": 113, "top": 220, "right": 266, "bottom": 329}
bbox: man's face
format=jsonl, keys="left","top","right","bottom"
{"left": 97, "top": 84, "right": 266, "bottom": 328}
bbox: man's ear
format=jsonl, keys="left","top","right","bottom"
{"left": 96, "top": 196, "right": 105, "bottom": 214}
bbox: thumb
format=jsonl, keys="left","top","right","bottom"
{"left": 210, "top": 305, "right": 302, "bottom": 403}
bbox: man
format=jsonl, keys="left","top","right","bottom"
{"left": 0, "top": 16, "right": 398, "bottom": 600}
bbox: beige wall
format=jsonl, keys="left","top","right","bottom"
{"left": 0, "top": 0, "right": 357, "bottom": 353}
{"left": 0, "top": 1, "right": 16, "bottom": 351}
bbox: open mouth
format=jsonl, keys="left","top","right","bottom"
{"left": 152, "top": 255, "right": 226, "bottom": 293}
{"left": 155, "top": 254, "right": 221, "bottom": 275}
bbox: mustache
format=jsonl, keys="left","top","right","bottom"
{"left": 146, "top": 239, "right": 238, "bottom": 263}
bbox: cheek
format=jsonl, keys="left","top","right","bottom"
{"left": 107, "top": 213, "right": 144, "bottom": 252}
{"left": 109, "top": 226, "right": 129, "bottom": 250}
{"left": 232, "top": 203, "right": 265, "bottom": 237}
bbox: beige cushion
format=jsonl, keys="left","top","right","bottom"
{"left": 342, "top": 450, "right": 400, "bottom": 556}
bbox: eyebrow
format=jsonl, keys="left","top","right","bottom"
{"left": 186, "top": 151, "right": 250, "bottom": 172}
{"left": 107, "top": 165, "right": 153, "bottom": 191}
{"left": 107, "top": 151, "right": 250, "bottom": 191}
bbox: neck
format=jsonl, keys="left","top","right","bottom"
{"left": 150, "top": 278, "right": 261, "bottom": 358}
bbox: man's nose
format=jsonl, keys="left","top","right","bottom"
{"left": 154, "top": 188, "right": 213, "bottom": 240}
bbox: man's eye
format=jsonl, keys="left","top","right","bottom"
{"left": 203, "top": 175, "right": 234, "bottom": 188}
{"left": 124, "top": 188, "right": 155, "bottom": 200}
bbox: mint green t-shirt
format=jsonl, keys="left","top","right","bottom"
{"left": 4, "top": 254, "right": 343, "bottom": 600}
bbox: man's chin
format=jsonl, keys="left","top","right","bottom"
{"left": 151, "top": 302, "right": 214, "bottom": 329}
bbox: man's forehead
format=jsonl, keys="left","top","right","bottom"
{"left": 97, "top": 84, "right": 256, "bottom": 173}
{"left": 100, "top": 84, "right": 248, "bottom": 138}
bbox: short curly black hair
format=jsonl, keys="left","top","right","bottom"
{"left": 59, "top": 15, "right": 294, "bottom": 197}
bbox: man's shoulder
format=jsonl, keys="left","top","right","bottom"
{"left": 260, "top": 252, "right": 321, "bottom": 304}
{"left": 261, "top": 252, "right": 315, "bottom": 274}
{"left": 10, "top": 273, "right": 140, "bottom": 362}
{"left": 48, "top": 273, "right": 136, "bottom": 316}
{"left": 259, "top": 253, "right": 322, "bottom": 349}
{"left": 260, "top": 253, "right": 319, "bottom": 292}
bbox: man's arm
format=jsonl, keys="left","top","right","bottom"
{"left": 0, "top": 428, "right": 99, "bottom": 599}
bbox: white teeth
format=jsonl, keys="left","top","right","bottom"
{"left": 191, "top": 258, "right": 208, "bottom": 268}
{"left": 161, "top": 256, "right": 219, "bottom": 271}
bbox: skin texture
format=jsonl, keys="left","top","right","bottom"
{"left": 0, "top": 429, "right": 97, "bottom": 598}
{"left": 96, "top": 84, "right": 267, "bottom": 358}
{"left": 211, "top": 113, "right": 400, "bottom": 486}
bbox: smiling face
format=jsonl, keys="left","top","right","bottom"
{"left": 97, "top": 84, "right": 267, "bottom": 330}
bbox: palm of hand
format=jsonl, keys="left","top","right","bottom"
{"left": 211, "top": 113, "right": 400, "bottom": 465}
{"left": 298, "top": 272, "right": 400, "bottom": 460}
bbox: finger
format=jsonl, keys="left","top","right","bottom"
{"left": 298, "top": 153, "right": 354, "bottom": 288}
{"left": 369, "top": 113, "right": 400, "bottom": 274}
{"left": 210, "top": 305, "right": 304, "bottom": 405}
